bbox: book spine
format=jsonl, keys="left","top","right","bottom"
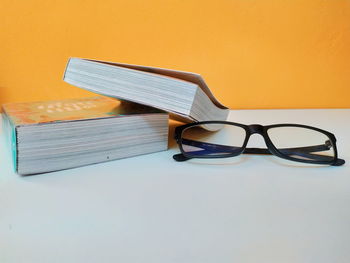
{"left": 190, "top": 87, "right": 230, "bottom": 122}
{"left": 2, "top": 113, "right": 18, "bottom": 173}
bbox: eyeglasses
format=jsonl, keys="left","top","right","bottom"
{"left": 173, "top": 121, "right": 345, "bottom": 166}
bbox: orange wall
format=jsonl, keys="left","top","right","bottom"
{"left": 1, "top": 0, "right": 349, "bottom": 109}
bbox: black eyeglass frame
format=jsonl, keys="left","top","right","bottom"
{"left": 173, "top": 121, "right": 345, "bottom": 166}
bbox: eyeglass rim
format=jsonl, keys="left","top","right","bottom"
{"left": 174, "top": 121, "right": 343, "bottom": 166}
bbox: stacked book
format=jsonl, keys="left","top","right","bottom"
{"left": 2, "top": 58, "right": 228, "bottom": 175}
{"left": 2, "top": 97, "right": 168, "bottom": 175}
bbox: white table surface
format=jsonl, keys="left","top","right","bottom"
{"left": 1, "top": 109, "right": 350, "bottom": 263}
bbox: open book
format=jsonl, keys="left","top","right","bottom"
{"left": 63, "top": 58, "right": 229, "bottom": 123}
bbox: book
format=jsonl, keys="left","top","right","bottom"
{"left": 2, "top": 96, "right": 168, "bottom": 175}
{"left": 63, "top": 58, "right": 229, "bottom": 123}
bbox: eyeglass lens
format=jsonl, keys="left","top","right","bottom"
{"left": 180, "top": 123, "right": 335, "bottom": 162}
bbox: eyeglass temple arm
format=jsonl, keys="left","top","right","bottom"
{"left": 179, "top": 138, "right": 331, "bottom": 155}
{"left": 243, "top": 143, "right": 331, "bottom": 156}
{"left": 174, "top": 139, "right": 344, "bottom": 165}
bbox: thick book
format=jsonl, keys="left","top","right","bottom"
{"left": 2, "top": 96, "right": 168, "bottom": 175}
{"left": 63, "top": 58, "right": 229, "bottom": 123}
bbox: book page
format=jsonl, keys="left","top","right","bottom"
{"left": 87, "top": 59, "right": 228, "bottom": 110}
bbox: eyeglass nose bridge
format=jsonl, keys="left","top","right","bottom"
{"left": 248, "top": 124, "right": 264, "bottom": 135}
